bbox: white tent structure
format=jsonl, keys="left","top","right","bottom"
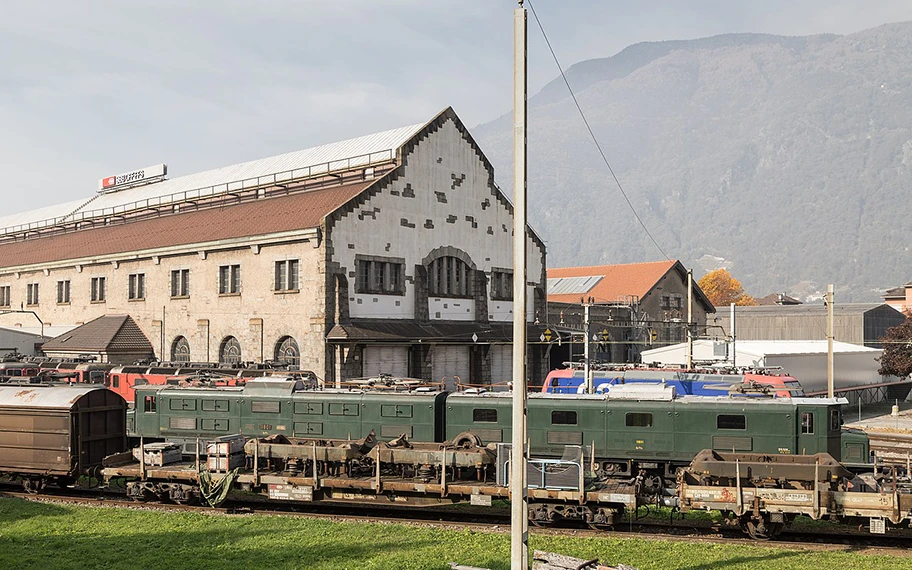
{"left": 641, "top": 339, "right": 896, "bottom": 394}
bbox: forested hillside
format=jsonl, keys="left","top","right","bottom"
{"left": 474, "top": 23, "right": 912, "bottom": 301}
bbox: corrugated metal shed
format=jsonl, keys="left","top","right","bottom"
{"left": 0, "top": 122, "right": 424, "bottom": 233}
{"left": 0, "top": 385, "right": 109, "bottom": 409}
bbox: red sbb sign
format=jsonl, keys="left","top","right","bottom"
{"left": 98, "top": 163, "right": 167, "bottom": 191}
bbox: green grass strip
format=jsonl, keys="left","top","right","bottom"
{"left": 0, "top": 497, "right": 908, "bottom": 570}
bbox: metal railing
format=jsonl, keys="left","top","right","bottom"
{"left": 1, "top": 149, "right": 397, "bottom": 237}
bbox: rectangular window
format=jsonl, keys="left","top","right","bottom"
{"left": 170, "top": 269, "right": 190, "bottom": 297}
{"left": 26, "top": 283, "right": 39, "bottom": 305}
{"left": 626, "top": 412, "right": 653, "bottom": 428}
{"left": 490, "top": 270, "right": 514, "bottom": 301}
{"left": 91, "top": 277, "right": 106, "bottom": 302}
{"left": 143, "top": 395, "right": 157, "bottom": 413}
{"left": 0, "top": 286, "right": 9, "bottom": 307}
{"left": 551, "top": 410, "right": 578, "bottom": 425}
{"left": 801, "top": 412, "right": 814, "bottom": 435}
{"left": 717, "top": 414, "right": 747, "bottom": 430}
{"left": 830, "top": 409, "right": 841, "bottom": 431}
{"left": 219, "top": 264, "right": 241, "bottom": 294}
{"left": 128, "top": 273, "right": 145, "bottom": 300}
{"left": 56, "top": 280, "right": 70, "bottom": 304}
{"left": 274, "top": 259, "right": 299, "bottom": 291}
{"left": 473, "top": 408, "right": 498, "bottom": 423}
{"left": 356, "top": 257, "right": 404, "bottom": 295}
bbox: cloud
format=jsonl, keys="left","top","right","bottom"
{"left": 2, "top": 1, "right": 912, "bottom": 215}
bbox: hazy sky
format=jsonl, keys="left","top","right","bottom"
{"left": 3, "top": 0, "right": 912, "bottom": 216}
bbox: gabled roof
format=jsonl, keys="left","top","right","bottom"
{"left": 547, "top": 260, "right": 714, "bottom": 312}
{"left": 42, "top": 315, "right": 153, "bottom": 353}
{"left": 0, "top": 106, "right": 545, "bottom": 270}
{"left": 548, "top": 260, "right": 677, "bottom": 302}
{"left": 884, "top": 286, "right": 907, "bottom": 298}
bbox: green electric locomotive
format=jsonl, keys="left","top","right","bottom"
{"left": 132, "top": 377, "right": 867, "bottom": 472}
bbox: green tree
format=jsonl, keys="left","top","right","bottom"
{"left": 697, "top": 269, "right": 758, "bottom": 307}
{"left": 878, "top": 313, "right": 912, "bottom": 377}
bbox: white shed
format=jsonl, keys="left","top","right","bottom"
{"left": 641, "top": 339, "right": 896, "bottom": 394}
{"left": 0, "top": 325, "right": 77, "bottom": 357}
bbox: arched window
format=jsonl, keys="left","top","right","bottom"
{"left": 428, "top": 256, "right": 473, "bottom": 298}
{"left": 219, "top": 336, "right": 242, "bottom": 365}
{"left": 275, "top": 336, "right": 300, "bottom": 368}
{"left": 171, "top": 336, "right": 191, "bottom": 362}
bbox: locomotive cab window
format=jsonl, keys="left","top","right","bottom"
{"left": 625, "top": 412, "right": 653, "bottom": 428}
{"left": 551, "top": 410, "right": 577, "bottom": 425}
{"left": 473, "top": 408, "right": 498, "bottom": 423}
{"left": 801, "top": 412, "right": 814, "bottom": 434}
{"left": 831, "top": 409, "right": 842, "bottom": 430}
{"left": 717, "top": 414, "right": 746, "bottom": 430}
{"left": 143, "top": 395, "right": 157, "bottom": 413}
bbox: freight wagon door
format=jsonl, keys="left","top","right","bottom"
{"left": 489, "top": 345, "right": 512, "bottom": 385}
{"left": 432, "top": 345, "right": 470, "bottom": 384}
{"left": 363, "top": 346, "right": 409, "bottom": 378}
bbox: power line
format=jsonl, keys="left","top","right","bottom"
{"left": 525, "top": 0, "right": 670, "bottom": 261}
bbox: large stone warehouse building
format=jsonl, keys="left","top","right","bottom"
{"left": 0, "top": 108, "right": 548, "bottom": 386}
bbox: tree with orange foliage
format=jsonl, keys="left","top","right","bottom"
{"left": 697, "top": 269, "right": 758, "bottom": 307}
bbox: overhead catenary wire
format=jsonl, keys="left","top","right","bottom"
{"left": 525, "top": 0, "right": 670, "bottom": 261}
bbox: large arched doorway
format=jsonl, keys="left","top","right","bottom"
{"left": 219, "top": 336, "right": 242, "bottom": 365}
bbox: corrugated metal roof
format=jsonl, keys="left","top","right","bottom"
{"left": 547, "top": 276, "right": 603, "bottom": 295}
{"left": 1, "top": 122, "right": 424, "bottom": 233}
{"left": 715, "top": 303, "right": 891, "bottom": 316}
{"left": 0, "top": 385, "right": 109, "bottom": 409}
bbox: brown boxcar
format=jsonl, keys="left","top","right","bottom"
{"left": 0, "top": 385, "right": 126, "bottom": 489}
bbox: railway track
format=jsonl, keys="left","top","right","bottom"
{"left": 3, "top": 487, "right": 912, "bottom": 555}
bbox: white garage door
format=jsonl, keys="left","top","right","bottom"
{"left": 363, "top": 345, "right": 409, "bottom": 378}
{"left": 432, "top": 345, "right": 470, "bottom": 384}
{"left": 489, "top": 345, "right": 513, "bottom": 385}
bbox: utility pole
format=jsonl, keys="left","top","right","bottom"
{"left": 730, "top": 303, "right": 736, "bottom": 369}
{"left": 510, "top": 2, "right": 529, "bottom": 568}
{"left": 826, "top": 284, "right": 834, "bottom": 398}
{"left": 582, "top": 297, "right": 593, "bottom": 394}
{"left": 686, "top": 270, "right": 693, "bottom": 370}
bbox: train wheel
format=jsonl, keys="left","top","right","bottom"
{"left": 741, "top": 515, "right": 783, "bottom": 541}
{"left": 22, "top": 478, "right": 45, "bottom": 494}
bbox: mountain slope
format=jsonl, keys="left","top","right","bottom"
{"left": 474, "top": 24, "right": 912, "bottom": 301}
